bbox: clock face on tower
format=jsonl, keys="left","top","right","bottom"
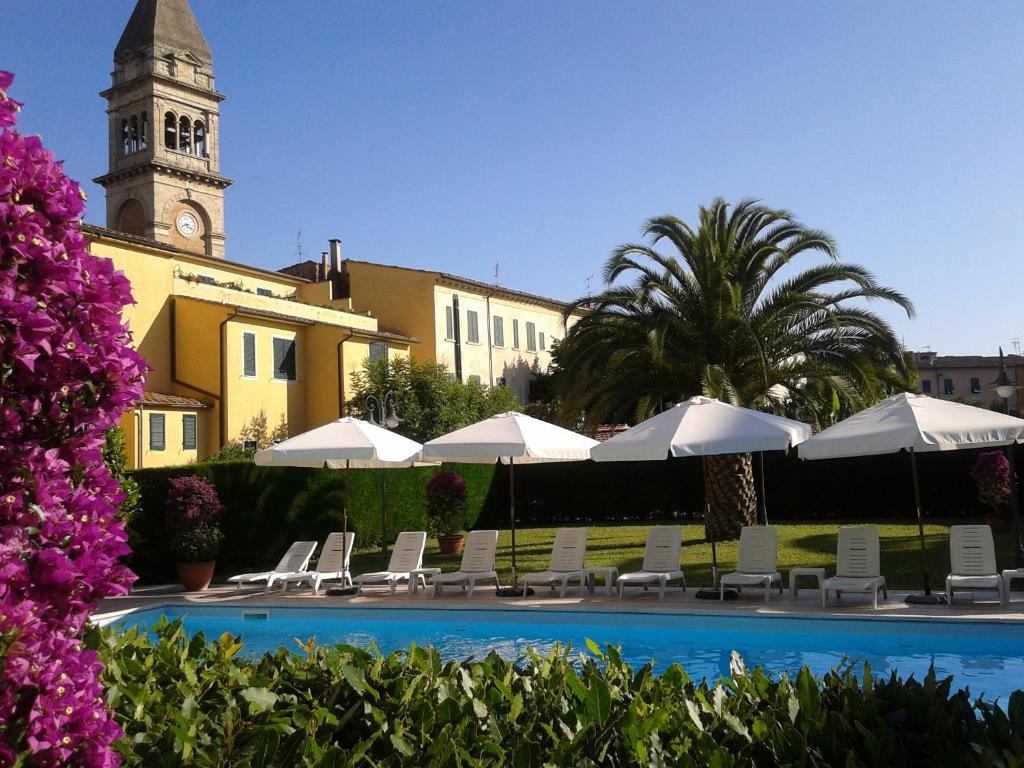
{"left": 176, "top": 212, "right": 199, "bottom": 236}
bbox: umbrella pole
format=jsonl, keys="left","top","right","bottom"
{"left": 327, "top": 459, "right": 358, "bottom": 596}
{"left": 759, "top": 451, "right": 769, "bottom": 526}
{"left": 905, "top": 448, "right": 945, "bottom": 604}
{"left": 379, "top": 468, "right": 388, "bottom": 568}
{"left": 509, "top": 457, "right": 517, "bottom": 584}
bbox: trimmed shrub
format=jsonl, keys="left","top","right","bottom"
{"left": 89, "top": 619, "right": 1024, "bottom": 767}
{"left": 127, "top": 462, "right": 500, "bottom": 582}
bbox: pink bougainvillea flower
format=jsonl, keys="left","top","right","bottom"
{"left": 0, "top": 72, "right": 146, "bottom": 766}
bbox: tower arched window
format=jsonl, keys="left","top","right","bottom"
{"left": 140, "top": 111, "right": 148, "bottom": 149}
{"left": 193, "top": 120, "right": 206, "bottom": 157}
{"left": 129, "top": 115, "right": 139, "bottom": 153}
{"left": 121, "top": 119, "right": 130, "bottom": 155}
{"left": 164, "top": 112, "right": 177, "bottom": 149}
{"left": 178, "top": 115, "right": 192, "bottom": 153}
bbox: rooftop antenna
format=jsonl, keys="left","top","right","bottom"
{"left": 494, "top": 260, "right": 500, "bottom": 286}
{"left": 585, "top": 274, "right": 595, "bottom": 297}
{"left": 1013, "top": 337, "right": 1021, "bottom": 357}
{"left": 295, "top": 229, "right": 303, "bottom": 260}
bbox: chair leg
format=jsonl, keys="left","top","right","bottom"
{"left": 659, "top": 577, "right": 666, "bottom": 601}
{"left": 468, "top": 579, "right": 475, "bottom": 598}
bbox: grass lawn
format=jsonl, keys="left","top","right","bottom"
{"left": 347, "top": 520, "right": 1018, "bottom": 590}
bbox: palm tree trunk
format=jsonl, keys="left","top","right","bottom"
{"left": 704, "top": 453, "right": 758, "bottom": 541}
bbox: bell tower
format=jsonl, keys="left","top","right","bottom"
{"left": 95, "top": 0, "right": 232, "bottom": 257}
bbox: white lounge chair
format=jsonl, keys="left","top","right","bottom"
{"left": 428, "top": 530, "right": 500, "bottom": 597}
{"left": 720, "top": 526, "right": 782, "bottom": 603}
{"left": 617, "top": 526, "right": 685, "bottom": 600}
{"left": 822, "top": 526, "right": 887, "bottom": 608}
{"left": 946, "top": 524, "right": 1006, "bottom": 607}
{"left": 520, "top": 528, "right": 588, "bottom": 598}
{"left": 279, "top": 532, "right": 355, "bottom": 594}
{"left": 354, "top": 531, "right": 427, "bottom": 595}
{"left": 227, "top": 540, "right": 318, "bottom": 592}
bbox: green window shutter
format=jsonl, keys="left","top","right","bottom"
{"left": 526, "top": 322, "right": 537, "bottom": 352}
{"left": 512, "top": 319, "right": 520, "bottom": 349}
{"left": 182, "top": 414, "right": 197, "bottom": 450}
{"left": 242, "top": 332, "right": 256, "bottom": 377}
{"left": 369, "top": 342, "right": 388, "bottom": 364}
{"left": 149, "top": 413, "right": 165, "bottom": 451}
{"left": 467, "top": 310, "right": 479, "bottom": 343}
{"left": 468, "top": 374, "right": 481, "bottom": 385}
{"left": 539, "top": 332, "right": 545, "bottom": 351}
{"left": 273, "top": 338, "right": 297, "bottom": 381}
{"left": 445, "top": 306, "right": 454, "bottom": 340}
{"left": 493, "top": 316, "right": 504, "bottom": 347}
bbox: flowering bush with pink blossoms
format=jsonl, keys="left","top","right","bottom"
{"left": 970, "top": 451, "right": 1012, "bottom": 517}
{"left": 0, "top": 72, "right": 147, "bottom": 766}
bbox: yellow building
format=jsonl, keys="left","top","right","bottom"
{"left": 87, "top": 227, "right": 415, "bottom": 468}
{"left": 282, "top": 258, "right": 583, "bottom": 403}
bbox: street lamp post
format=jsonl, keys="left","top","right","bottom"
{"left": 367, "top": 392, "right": 402, "bottom": 566}
{"left": 992, "top": 347, "right": 1024, "bottom": 567}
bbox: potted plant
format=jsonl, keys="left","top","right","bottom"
{"left": 970, "top": 451, "right": 1012, "bottom": 533}
{"left": 166, "top": 475, "right": 225, "bottom": 591}
{"left": 426, "top": 471, "right": 468, "bottom": 554}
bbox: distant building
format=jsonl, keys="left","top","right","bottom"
{"left": 282, "top": 257, "right": 583, "bottom": 403}
{"left": 911, "top": 351, "right": 1024, "bottom": 414}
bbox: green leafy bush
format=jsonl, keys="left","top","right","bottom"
{"left": 89, "top": 619, "right": 1024, "bottom": 767}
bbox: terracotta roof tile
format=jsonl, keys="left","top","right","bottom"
{"left": 140, "top": 391, "right": 210, "bottom": 408}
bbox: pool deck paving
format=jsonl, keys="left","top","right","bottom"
{"left": 96, "top": 581, "right": 1024, "bottom": 623}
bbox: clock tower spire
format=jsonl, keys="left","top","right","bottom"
{"left": 95, "top": 0, "right": 232, "bottom": 257}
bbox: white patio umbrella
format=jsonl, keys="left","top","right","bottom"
{"left": 421, "top": 411, "right": 599, "bottom": 592}
{"left": 591, "top": 396, "right": 811, "bottom": 588}
{"left": 254, "top": 418, "right": 426, "bottom": 589}
{"left": 799, "top": 392, "right": 1024, "bottom": 602}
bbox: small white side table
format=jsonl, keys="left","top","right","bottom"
{"left": 789, "top": 567, "right": 826, "bottom": 602}
{"left": 407, "top": 568, "right": 441, "bottom": 595}
{"left": 584, "top": 566, "right": 619, "bottom": 597}
{"left": 1002, "top": 568, "right": 1024, "bottom": 608}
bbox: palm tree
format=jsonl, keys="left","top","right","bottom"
{"left": 556, "top": 198, "right": 914, "bottom": 539}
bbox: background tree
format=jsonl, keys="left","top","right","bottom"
{"left": 348, "top": 356, "right": 521, "bottom": 442}
{"left": 556, "top": 198, "right": 914, "bottom": 539}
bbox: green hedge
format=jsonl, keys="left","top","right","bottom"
{"left": 128, "top": 461, "right": 499, "bottom": 582}
{"left": 90, "top": 619, "right": 1024, "bottom": 767}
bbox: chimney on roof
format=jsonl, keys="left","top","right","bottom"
{"left": 327, "top": 239, "right": 344, "bottom": 299}
{"left": 320, "top": 251, "right": 329, "bottom": 282}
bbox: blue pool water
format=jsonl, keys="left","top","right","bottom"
{"left": 119, "top": 605, "right": 1024, "bottom": 703}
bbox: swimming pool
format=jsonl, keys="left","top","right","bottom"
{"left": 118, "top": 605, "right": 1024, "bottom": 703}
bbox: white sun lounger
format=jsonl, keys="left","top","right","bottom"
{"left": 617, "top": 526, "right": 685, "bottom": 600}
{"left": 354, "top": 531, "right": 427, "bottom": 595}
{"left": 520, "top": 527, "right": 588, "bottom": 598}
{"left": 279, "top": 532, "right": 355, "bottom": 594}
{"left": 720, "top": 526, "right": 782, "bottom": 603}
{"left": 946, "top": 525, "right": 1006, "bottom": 608}
{"left": 227, "top": 540, "right": 318, "bottom": 592}
{"left": 822, "top": 526, "right": 887, "bottom": 608}
{"left": 428, "top": 530, "right": 500, "bottom": 597}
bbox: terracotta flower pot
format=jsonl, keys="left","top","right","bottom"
{"left": 437, "top": 534, "right": 465, "bottom": 555}
{"left": 176, "top": 561, "right": 215, "bottom": 591}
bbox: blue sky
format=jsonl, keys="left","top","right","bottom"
{"left": 4, "top": 1, "right": 1023, "bottom": 355}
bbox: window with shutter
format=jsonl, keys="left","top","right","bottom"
{"left": 272, "top": 337, "right": 297, "bottom": 381}
{"left": 182, "top": 414, "right": 197, "bottom": 450}
{"left": 445, "top": 306, "right": 454, "bottom": 340}
{"left": 256, "top": 287, "right": 273, "bottom": 297}
{"left": 493, "top": 316, "right": 504, "bottom": 347}
{"left": 526, "top": 322, "right": 537, "bottom": 352}
{"left": 512, "top": 319, "right": 520, "bottom": 349}
{"left": 468, "top": 374, "right": 482, "bottom": 385}
{"left": 369, "top": 342, "right": 388, "bottom": 364}
{"left": 466, "top": 310, "right": 480, "bottom": 343}
{"left": 149, "top": 413, "right": 165, "bottom": 451}
{"left": 539, "top": 332, "right": 545, "bottom": 351}
{"left": 242, "top": 332, "right": 256, "bottom": 378}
